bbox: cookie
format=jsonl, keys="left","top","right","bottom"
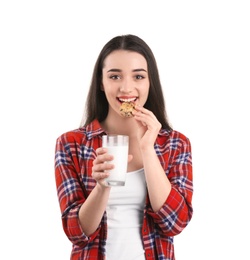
{"left": 119, "top": 102, "right": 135, "bottom": 117}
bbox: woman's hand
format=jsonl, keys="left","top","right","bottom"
{"left": 133, "top": 105, "right": 161, "bottom": 150}
{"left": 92, "top": 147, "right": 133, "bottom": 187}
{"left": 92, "top": 147, "right": 114, "bottom": 188}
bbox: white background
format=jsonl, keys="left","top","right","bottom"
{"left": 1, "top": 1, "right": 249, "bottom": 259}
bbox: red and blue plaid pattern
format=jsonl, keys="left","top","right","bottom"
{"left": 54, "top": 119, "right": 193, "bottom": 260}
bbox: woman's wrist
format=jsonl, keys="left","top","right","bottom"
{"left": 96, "top": 181, "right": 111, "bottom": 192}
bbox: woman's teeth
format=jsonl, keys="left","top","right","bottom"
{"left": 118, "top": 98, "right": 137, "bottom": 102}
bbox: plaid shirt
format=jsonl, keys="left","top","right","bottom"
{"left": 54, "top": 119, "right": 193, "bottom": 260}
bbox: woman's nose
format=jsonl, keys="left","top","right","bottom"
{"left": 119, "top": 79, "right": 133, "bottom": 93}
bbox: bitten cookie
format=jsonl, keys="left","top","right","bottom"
{"left": 119, "top": 102, "right": 135, "bottom": 117}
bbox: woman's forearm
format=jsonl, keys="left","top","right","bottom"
{"left": 142, "top": 147, "right": 171, "bottom": 212}
{"left": 78, "top": 184, "right": 111, "bottom": 236}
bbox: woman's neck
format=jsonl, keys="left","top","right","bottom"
{"left": 101, "top": 113, "right": 138, "bottom": 137}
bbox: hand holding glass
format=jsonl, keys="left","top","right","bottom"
{"left": 102, "top": 135, "right": 129, "bottom": 186}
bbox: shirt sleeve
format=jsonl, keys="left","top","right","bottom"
{"left": 147, "top": 133, "right": 193, "bottom": 236}
{"left": 54, "top": 133, "right": 99, "bottom": 247}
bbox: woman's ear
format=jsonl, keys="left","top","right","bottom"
{"left": 100, "top": 84, "right": 104, "bottom": 91}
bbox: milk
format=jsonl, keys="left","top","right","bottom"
{"left": 105, "top": 145, "right": 128, "bottom": 186}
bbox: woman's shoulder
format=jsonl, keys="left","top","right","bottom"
{"left": 158, "top": 128, "right": 191, "bottom": 146}
{"left": 56, "top": 119, "right": 104, "bottom": 145}
{"left": 56, "top": 127, "right": 87, "bottom": 144}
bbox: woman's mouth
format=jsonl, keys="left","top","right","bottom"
{"left": 117, "top": 97, "right": 138, "bottom": 104}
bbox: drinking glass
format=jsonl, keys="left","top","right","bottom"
{"left": 102, "top": 134, "right": 129, "bottom": 186}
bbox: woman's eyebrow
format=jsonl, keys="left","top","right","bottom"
{"left": 107, "top": 68, "right": 147, "bottom": 73}
{"left": 107, "top": 68, "right": 122, "bottom": 72}
{"left": 132, "top": 68, "right": 147, "bottom": 72}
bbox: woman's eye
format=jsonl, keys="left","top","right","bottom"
{"left": 135, "top": 75, "right": 145, "bottom": 80}
{"left": 110, "top": 75, "right": 120, "bottom": 80}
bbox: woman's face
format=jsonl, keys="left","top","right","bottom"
{"left": 102, "top": 50, "right": 150, "bottom": 117}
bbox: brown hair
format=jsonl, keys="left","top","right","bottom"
{"left": 82, "top": 34, "right": 172, "bottom": 131}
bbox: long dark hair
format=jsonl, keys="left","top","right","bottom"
{"left": 82, "top": 34, "right": 172, "bottom": 131}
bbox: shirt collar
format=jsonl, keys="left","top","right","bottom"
{"left": 158, "top": 128, "right": 171, "bottom": 136}
{"left": 85, "top": 119, "right": 106, "bottom": 140}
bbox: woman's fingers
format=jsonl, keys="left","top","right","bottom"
{"left": 92, "top": 162, "right": 114, "bottom": 173}
{"left": 92, "top": 148, "right": 133, "bottom": 186}
{"left": 94, "top": 148, "right": 113, "bottom": 164}
{"left": 92, "top": 147, "right": 114, "bottom": 181}
{"left": 128, "top": 154, "right": 133, "bottom": 163}
{"left": 133, "top": 105, "right": 161, "bottom": 131}
{"left": 92, "top": 170, "right": 110, "bottom": 180}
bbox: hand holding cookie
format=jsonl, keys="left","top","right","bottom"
{"left": 133, "top": 105, "right": 162, "bottom": 149}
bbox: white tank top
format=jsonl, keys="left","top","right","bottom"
{"left": 106, "top": 168, "right": 147, "bottom": 260}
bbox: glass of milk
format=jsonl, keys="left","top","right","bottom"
{"left": 102, "top": 134, "right": 129, "bottom": 186}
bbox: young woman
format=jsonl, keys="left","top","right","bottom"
{"left": 54, "top": 34, "right": 193, "bottom": 260}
